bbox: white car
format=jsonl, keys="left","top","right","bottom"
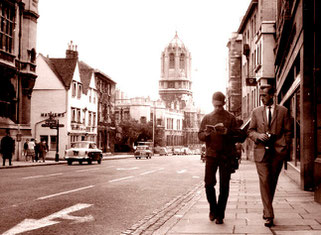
{"left": 64, "top": 141, "right": 103, "bottom": 165}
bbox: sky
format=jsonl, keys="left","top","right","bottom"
{"left": 36, "top": 0, "right": 251, "bottom": 113}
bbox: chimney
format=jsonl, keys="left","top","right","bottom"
{"left": 66, "top": 40, "right": 78, "bottom": 59}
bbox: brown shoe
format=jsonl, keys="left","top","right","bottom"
{"left": 215, "top": 218, "right": 223, "bottom": 224}
{"left": 264, "top": 218, "right": 273, "bottom": 227}
{"left": 209, "top": 212, "right": 215, "bottom": 221}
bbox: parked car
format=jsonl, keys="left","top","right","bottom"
{"left": 159, "top": 147, "right": 168, "bottom": 156}
{"left": 172, "top": 147, "right": 182, "bottom": 155}
{"left": 134, "top": 145, "right": 153, "bottom": 159}
{"left": 64, "top": 141, "right": 103, "bottom": 165}
{"left": 181, "top": 147, "right": 192, "bottom": 155}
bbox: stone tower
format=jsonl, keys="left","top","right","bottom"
{"left": 159, "top": 32, "right": 192, "bottom": 110}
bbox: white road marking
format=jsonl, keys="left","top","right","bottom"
{"left": 140, "top": 167, "right": 164, "bottom": 175}
{"left": 2, "top": 203, "right": 94, "bottom": 235}
{"left": 22, "top": 173, "right": 63, "bottom": 180}
{"left": 76, "top": 168, "right": 100, "bottom": 172}
{"left": 116, "top": 167, "right": 139, "bottom": 170}
{"left": 177, "top": 169, "right": 187, "bottom": 174}
{"left": 192, "top": 176, "right": 200, "bottom": 179}
{"left": 109, "top": 176, "right": 134, "bottom": 183}
{"left": 37, "top": 185, "right": 94, "bottom": 200}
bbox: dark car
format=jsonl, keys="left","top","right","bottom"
{"left": 134, "top": 145, "right": 152, "bottom": 159}
{"left": 64, "top": 141, "right": 103, "bottom": 165}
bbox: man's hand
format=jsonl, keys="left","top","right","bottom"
{"left": 215, "top": 126, "right": 227, "bottom": 135}
{"left": 257, "top": 133, "right": 270, "bottom": 142}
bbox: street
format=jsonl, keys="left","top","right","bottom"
{"left": 0, "top": 155, "right": 204, "bottom": 235}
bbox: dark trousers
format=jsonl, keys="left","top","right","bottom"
{"left": 2, "top": 154, "right": 12, "bottom": 166}
{"left": 255, "top": 150, "right": 284, "bottom": 219}
{"left": 204, "top": 156, "right": 231, "bottom": 219}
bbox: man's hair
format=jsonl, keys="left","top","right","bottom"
{"left": 260, "top": 84, "right": 275, "bottom": 95}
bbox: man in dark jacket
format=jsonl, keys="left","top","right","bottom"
{"left": 1, "top": 129, "right": 15, "bottom": 166}
{"left": 198, "top": 92, "right": 244, "bottom": 224}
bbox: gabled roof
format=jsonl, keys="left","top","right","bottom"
{"left": 41, "top": 54, "right": 78, "bottom": 89}
{"left": 78, "top": 61, "right": 94, "bottom": 95}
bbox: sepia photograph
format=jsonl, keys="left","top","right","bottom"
{"left": 1, "top": 0, "right": 321, "bottom": 234}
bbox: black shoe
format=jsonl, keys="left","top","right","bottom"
{"left": 264, "top": 218, "right": 274, "bottom": 227}
{"left": 215, "top": 218, "right": 223, "bottom": 224}
{"left": 263, "top": 215, "right": 267, "bottom": 220}
{"left": 209, "top": 212, "right": 215, "bottom": 221}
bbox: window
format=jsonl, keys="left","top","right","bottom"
{"left": 140, "top": 116, "right": 146, "bottom": 124}
{"left": 88, "top": 111, "right": 92, "bottom": 126}
{"left": 0, "top": 2, "right": 15, "bottom": 53}
{"left": 177, "top": 119, "right": 180, "bottom": 130}
{"left": 179, "top": 54, "right": 185, "bottom": 69}
{"left": 166, "top": 118, "right": 173, "bottom": 129}
{"left": 77, "top": 109, "right": 81, "bottom": 123}
{"left": 168, "top": 82, "right": 174, "bottom": 88}
{"left": 83, "top": 109, "right": 86, "bottom": 124}
{"left": 93, "top": 112, "right": 96, "bottom": 126}
{"left": 89, "top": 89, "right": 92, "bottom": 102}
{"left": 72, "top": 82, "right": 77, "bottom": 97}
{"left": 50, "top": 135, "right": 57, "bottom": 150}
{"left": 71, "top": 108, "right": 76, "bottom": 122}
{"left": 77, "top": 84, "right": 82, "bottom": 99}
{"left": 169, "top": 53, "right": 175, "bottom": 68}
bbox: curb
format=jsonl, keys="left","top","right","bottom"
{"left": 121, "top": 182, "right": 204, "bottom": 235}
{"left": 0, "top": 154, "right": 135, "bottom": 170}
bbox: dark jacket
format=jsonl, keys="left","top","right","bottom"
{"left": 198, "top": 109, "right": 239, "bottom": 157}
{"left": 1, "top": 135, "right": 15, "bottom": 157}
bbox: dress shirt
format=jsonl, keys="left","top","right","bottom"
{"left": 265, "top": 104, "right": 274, "bottom": 125}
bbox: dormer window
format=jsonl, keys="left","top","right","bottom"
{"left": 77, "top": 84, "right": 82, "bottom": 99}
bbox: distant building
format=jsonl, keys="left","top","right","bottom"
{"left": 226, "top": 33, "right": 242, "bottom": 120}
{"left": 115, "top": 33, "right": 203, "bottom": 148}
{"left": 0, "top": 0, "right": 39, "bottom": 160}
{"left": 32, "top": 42, "right": 115, "bottom": 158}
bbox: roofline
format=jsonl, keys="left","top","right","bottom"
{"left": 237, "top": 0, "right": 258, "bottom": 34}
{"left": 94, "top": 69, "right": 116, "bottom": 84}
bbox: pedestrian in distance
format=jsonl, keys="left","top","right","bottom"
{"left": 23, "top": 139, "right": 29, "bottom": 161}
{"left": 198, "top": 91, "right": 245, "bottom": 224}
{"left": 1, "top": 129, "right": 15, "bottom": 166}
{"left": 34, "top": 139, "right": 40, "bottom": 162}
{"left": 27, "top": 138, "right": 36, "bottom": 162}
{"left": 248, "top": 84, "right": 292, "bottom": 227}
{"left": 38, "top": 139, "right": 48, "bottom": 162}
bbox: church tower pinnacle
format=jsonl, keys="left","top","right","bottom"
{"left": 159, "top": 33, "right": 192, "bottom": 110}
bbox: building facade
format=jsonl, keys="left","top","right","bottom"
{"left": 236, "top": 0, "right": 277, "bottom": 160}
{"left": 95, "top": 70, "right": 116, "bottom": 153}
{"left": 32, "top": 43, "right": 115, "bottom": 158}
{"left": 226, "top": 33, "right": 242, "bottom": 120}
{"left": 229, "top": 0, "right": 321, "bottom": 203}
{"left": 0, "top": 0, "right": 39, "bottom": 160}
{"left": 273, "top": 0, "right": 321, "bottom": 202}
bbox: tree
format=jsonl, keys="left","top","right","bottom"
{"left": 114, "top": 119, "right": 165, "bottom": 151}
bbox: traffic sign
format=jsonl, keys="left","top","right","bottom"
{"left": 50, "top": 124, "right": 64, "bottom": 129}
{"left": 45, "top": 119, "right": 57, "bottom": 125}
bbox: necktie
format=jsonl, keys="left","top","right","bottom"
{"left": 268, "top": 106, "right": 272, "bottom": 128}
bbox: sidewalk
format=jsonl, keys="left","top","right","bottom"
{"left": 158, "top": 160, "right": 321, "bottom": 235}
{"left": 0, "top": 153, "right": 135, "bottom": 169}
